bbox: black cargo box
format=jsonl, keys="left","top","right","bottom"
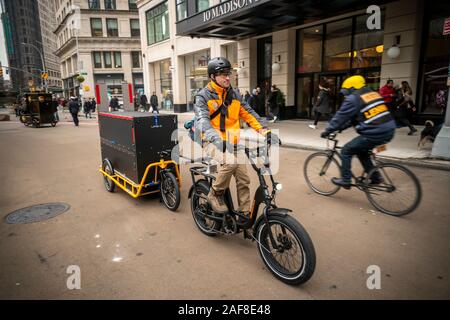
{"left": 99, "top": 112, "right": 178, "bottom": 184}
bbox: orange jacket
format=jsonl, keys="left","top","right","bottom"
{"left": 194, "top": 81, "right": 268, "bottom": 145}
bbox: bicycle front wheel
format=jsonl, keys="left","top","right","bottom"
{"left": 365, "top": 163, "right": 421, "bottom": 216}
{"left": 304, "top": 152, "right": 341, "bottom": 196}
{"left": 256, "top": 214, "right": 316, "bottom": 285}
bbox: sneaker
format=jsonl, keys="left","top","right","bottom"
{"left": 331, "top": 177, "right": 351, "bottom": 189}
{"left": 273, "top": 116, "right": 278, "bottom": 123}
{"left": 408, "top": 128, "right": 418, "bottom": 135}
{"left": 207, "top": 189, "right": 228, "bottom": 214}
{"left": 308, "top": 124, "right": 316, "bottom": 129}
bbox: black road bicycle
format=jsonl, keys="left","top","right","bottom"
{"left": 303, "top": 133, "right": 422, "bottom": 216}
{"left": 188, "top": 146, "right": 316, "bottom": 285}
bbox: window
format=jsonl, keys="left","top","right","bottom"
{"left": 128, "top": 0, "right": 137, "bottom": 10}
{"left": 93, "top": 52, "right": 102, "bottom": 68}
{"left": 146, "top": 2, "right": 169, "bottom": 45}
{"left": 106, "top": 18, "right": 118, "bottom": 37}
{"left": 90, "top": 18, "right": 103, "bottom": 37}
{"left": 114, "top": 52, "right": 122, "bottom": 68}
{"left": 297, "top": 26, "right": 323, "bottom": 73}
{"left": 196, "top": 0, "right": 210, "bottom": 12}
{"left": 352, "top": 14, "right": 384, "bottom": 69}
{"left": 176, "top": 0, "right": 187, "bottom": 21}
{"left": 103, "top": 52, "right": 112, "bottom": 68}
{"left": 324, "top": 19, "right": 352, "bottom": 71}
{"left": 104, "top": 0, "right": 116, "bottom": 10}
{"left": 130, "top": 19, "right": 140, "bottom": 37}
{"left": 132, "top": 51, "right": 141, "bottom": 68}
{"left": 88, "top": 0, "right": 100, "bottom": 9}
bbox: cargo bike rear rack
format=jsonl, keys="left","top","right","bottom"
{"left": 99, "top": 150, "right": 182, "bottom": 211}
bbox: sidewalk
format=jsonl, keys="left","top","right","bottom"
{"left": 3, "top": 107, "right": 448, "bottom": 170}
{"left": 160, "top": 110, "right": 450, "bottom": 171}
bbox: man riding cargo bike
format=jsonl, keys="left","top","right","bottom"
{"left": 189, "top": 57, "right": 316, "bottom": 285}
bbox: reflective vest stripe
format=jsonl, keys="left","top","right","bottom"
{"left": 360, "top": 100, "right": 385, "bottom": 113}
{"left": 364, "top": 111, "right": 391, "bottom": 124}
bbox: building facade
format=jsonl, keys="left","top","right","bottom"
{"left": 137, "top": 0, "right": 239, "bottom": 112}
{"left": 0, "top": 0, "right": 62, "bottom": 92}
{"left": 54, "top": 0, "right": 143, "bottom": 100}
{"left": 38, "top": 0, "right": 63, "bottom": 91}
{"left": 138, "top": 0, "right": 449, "bottom": 125}
{"left": 1, "top": 0, "right": 44, "bottom": 91}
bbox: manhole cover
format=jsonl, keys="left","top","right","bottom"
{"left": 4, "top": 203, "right": 70, "bottom": 224}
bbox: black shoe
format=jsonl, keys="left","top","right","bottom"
{"left": 332, "top": 177, "right": 351, "bottom": 189}
{"left": 408, "top": 128, "right": 417, "bottom": 135}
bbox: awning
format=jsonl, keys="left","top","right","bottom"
{"left": 176, "top": 0, "right": 389, "bottom": 40}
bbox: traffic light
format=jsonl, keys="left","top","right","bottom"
{"left": 41, "top": 72, "right": 48, "bottom": 79}
{"left": 0, "top": 68, "right": 3, "bottom": 78}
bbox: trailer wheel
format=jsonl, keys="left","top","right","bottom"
{"left": 102, "top": 159, "right": 116, "bottom": 193}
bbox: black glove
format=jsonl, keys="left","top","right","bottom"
{"left": 265, "top": 131, "right": 280, "bottom": 146}
{"left": 320, "top": 131, "right": 330, "bottom": 139}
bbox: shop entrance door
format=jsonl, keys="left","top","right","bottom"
{"left": 316, "top": 73, "right": 348, "bottom": 114}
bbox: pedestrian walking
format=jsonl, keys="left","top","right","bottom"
{"left": 52, "top": 95, "right": 59, "bottom": 122}
{"left": 379, "top": 79, "right": 397, "bottom": 113}
{"left": 91, "top": 97, "right": 96, "bottom": 113}
{"left": 109, "top": 96, "right": 119, "bottom": 112}
{"left": 84, "top": 99, "right": 92, "bottom": 118}
{"left": 256, "top": 86, "right": 265, "bottom": 117}
{"left": 68, "top": 97, "right": 80, "bottom": 126}
{"left": 267, "top": 84, "right": 280, "bottom": 122}
{"left": 309, "top": 80, "right": 331, "bottom": 129}
{"left": 394, "top": 85, "right": 417, "bottom": 135}
{"left": 248, "top": 89, "right": 261, "bottom": 115}
{"left": 150, "top": 91, "right": 159, "bottom": 113}
{"left": 139, "top": 93, "right": 148, "bottom": 112}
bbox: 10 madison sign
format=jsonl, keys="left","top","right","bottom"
{"left": 203, "top": 0, "right": 261, "bottom": 22}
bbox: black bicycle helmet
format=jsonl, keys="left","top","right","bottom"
{"left": 207, "top": 57, "right": 232, "bottom": 77}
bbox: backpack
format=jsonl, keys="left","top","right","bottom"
{"left": 184, "top": 117, "right": 195, "bottom": 141}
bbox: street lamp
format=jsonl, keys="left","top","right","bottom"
{"left": 21, "top": 42, "right": 48, "bottom": 93}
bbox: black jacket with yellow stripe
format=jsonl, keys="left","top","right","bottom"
{"left": 194, "top": 81, "right": 268, "bottom": 146}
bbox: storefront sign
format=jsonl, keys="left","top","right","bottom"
{"left": 444, "top": 18, "right": 450, "bottom": 35}
{"left": 203, "top": 0, "right": 260, "bottom": 23}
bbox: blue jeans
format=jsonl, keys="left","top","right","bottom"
{"left": 341, "top": 132, "right": 394, "bottom": 182}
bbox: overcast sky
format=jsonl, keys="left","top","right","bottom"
{"left": 0, "top": 4, "right": 10, "bottom": 80}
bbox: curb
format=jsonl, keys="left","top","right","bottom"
{"left": 280, "top": 142, "right": 450, "bottom": 172}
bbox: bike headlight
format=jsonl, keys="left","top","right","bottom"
{"left": 275, "top": 183, "right": 283, "bottom": 191}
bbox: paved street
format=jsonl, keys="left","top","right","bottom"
{"left": 0, "top": 119, "right": 449, "bottom": 299}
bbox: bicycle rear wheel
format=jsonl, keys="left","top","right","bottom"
{"left": 365, "top": 163, "right": 421, "bottom": 216}
{"left": 304, "top": 152, "right": 341, "bottom": 196}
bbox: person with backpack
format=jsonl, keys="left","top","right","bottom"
{"left": 68, "top": 97, "right": 80, "bottom": 126}
{"left": 83, "top": 98, "right": 92, "bottom": 119}
{"left": 194, "top": 57, "right": 277, "bottom": 216}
